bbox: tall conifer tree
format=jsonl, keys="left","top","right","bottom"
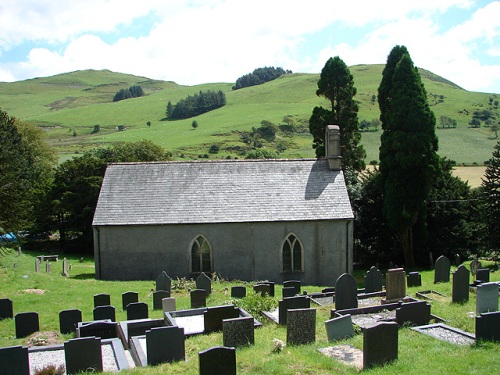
{"left": 481, "top": 142, "right": 500, "bottom": 251}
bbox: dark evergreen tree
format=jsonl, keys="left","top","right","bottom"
{"left": 481, "top": 141, "right": 500, "bottom": 252}
{"left": 113, "top": 85, "right": 144, "bottom": 102}
{"left": 233, "top": 67, "right": 287, "bottom": 90}
{"left": 167, "top": 90, "right": 226, "bottom": 120}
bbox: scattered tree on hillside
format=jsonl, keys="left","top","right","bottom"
{"left": 481, "top": 141, "right": 500, "bottom": 253}
{"left": 439, "top": 116, "right": 457, "bottom": 129}
{"left": 490, "top": 123, "right": 499, "bottom": 139}
{"left": 232, "top": 67, "right": 290, "bottom": 90}
{"left": 113, "top": 85, "right": 145, "bottom": 102}
{"left": 192, "top": 120, "right": 199, "bottom": 130}
{"left": 167, "top": 90, "right": 226, "bottom": 120}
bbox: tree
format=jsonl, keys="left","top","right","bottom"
{"left": 490, "top": 123, "right": 499, "bottom": 139}
{"left": 481, "top": 141, "right": 500, "bottom": 252}
{"left": 192, "top": 120, "right": 199, "bottom": 130}
{"left": 378, "top": 46, "right": 439, "bottom": 267}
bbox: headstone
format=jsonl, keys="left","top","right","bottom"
{"left": 385, "top": 268, "right": 406, "bottom": 301}
{"left": 470, "top": 259, "right": 482, "bottom": 276}
{"left": 204, "top": 305, "right": 240, "bottom": 334}
{"left": 146, "top": 326, "right": 185, "bottom": 365}
{"left": 363, "top": 322, "right": 398, "bottom": 369}
{"left": 35, "top": 258, "right": 40, "bottom": 272}
{"left": 153, "top": 290, "right": 170, "bottom": 310}
{"left": 476, "top": 282, "right": 499, "bottom": 314}
{"left": 126, "top": 319, "right": 165, "bottom": 343}
{"left": 364, "top": 266, "right": 383, "bottom": 293}
{"left": 64, "top": 336, "right": 103, "bottom": 375}
{"left": 198, "top": 346, "right": 236, "bottom": 375}
{"left": 325, "top": 314, "right": 354, "bottom": 342}
{"left": 191, "top": 289, "right": 206, "bottom": 308}
{"left": 283, "top": 280, "right": 301, "bottom": 295}
{"left": 122, "top": 291, "right": 139, "bottom": 311}
{"left": 256, "top": 282, "right": 275, "bottom": 297}
{"left": 126, "top": 302, "right": 149, "bottom": 320}
{"left": 93, "top": 293, "right": 111, "bottom": 308}
{"left": 395, "top": 301, "right": 431, "bottom": 326}
{"left": 335, "top": 273, "right": 358, "bottom": 310}
{"left": 0, "top": 298, "right": 13, "bottom": 320}
{"left": 156, "top": 271, "right": 172, "bottom": 293}
{"left": 286, "top": 308, "right": 316, "bottom": 345}
{"left": 476, "top": 268, "right": 490, "bottom": 283}
{"left": 406, "top": 272, "right": 422, "bottom": 288}
{"left": 223, "top": 316, "right": 254, "bottom": 348}
{"left": 452, "top": 265, "right": 470, "bottom": 303}
{"left": 278, "top": 295, "right": 310, "bottom": 325}
{"left": 253, "top": 284, "right": 271, "bottom": 297}
{"left": 162, "top": 297, "right": 176, "bottom": 313}
{"left": 230, "top": 286, "right": 246, "bottom": 298}
{"left": 62, "top": 257, "right": 68, "bottom": 276}
{"left": 77, "top": 320, "right": 117, "bottom": 339}
{"left": 282, "top": 286, "right": 296, "bottom": 298}
{"left": 93, "top": 305, "right": 116, "bottom": 322}
{"left": 475, "top": 311, "right": 500, "bottom": 342}
{"left": 15, "top": 312, "right": 39, "bottom": 338}
{"left": 45, "top": 260, "right": 51, "bottom": 273}
{"left": 454, "top": 253, "right": 461, "bottom": 267}
{"left": 196, "top": 273, "right": 212, "bottom": 296}
{"left": 0, "top": 345, "right": 29, "bottom": 375}
{"left": 434, "top": 255, "right": 451, "bottom": 283}
{"left": 59, "top": 309, "right": 82, "bottom": 334}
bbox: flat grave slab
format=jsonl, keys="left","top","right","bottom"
{"left": 416, "top": 290, "right": 449, "bottom": 303}
{"left": 317, "top": 345, "right": 363, "bottom": 370}
{"left": 411, "top": 323, "right": 475, "bottom": 346}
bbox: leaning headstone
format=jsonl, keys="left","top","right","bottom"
{"left": 156, "top": 271, "right": 172, "bottom": 293}
{"left": 434, "top": 255, "right": 451, "bottom": 283}
{"left": 475, "top": 311, "right": 500, "bottom": 342}
{"left": 283, "top": 280, "right": 301, "bottom": 295}
{"left": 45, "top": 260, "right": 51, "bottom": 273}
{"left": 162, "top": 297, "right": 176, "bottom": 313}
{"left": 15, "top": 312, "right": 39, "bottom": 338}
{"left": 282, "top": 286, "right": 296, "bottom": 298}
{"left": 223, "top": 316, "right": 254, "bottom": 348}
{"left": 196, "top": 273, "right": 212, "bottom": 296}
{"left": 335, "top": 273, "right": 358, "bottom": 310}
{"left": 153, "top": 290, "right": 170, "bottom": 310}
{"left": 230, "top": 286, "right": 246, "bottom": 298}
{"left": 253, "top": 284, "right": 271, "bottom": 297}
{"left": 452, "top": 265, "right": 470, "bottom": 303}
{"left": 122, "top": 291, "right": 139, "bottom": 311}
{"left": 406, "top": 272, "right": 422, "bottom": 288}
{"left": 476, "top": 282, "right": 499, "bottom": 314}
{"left": 325, "top": 314, "right": 354, "bottom": 342}
{"left": 35, "top": 258, "right": 40, "bottom": 272}
{"left": 286, "top": 308, "right": 316, "bottom": 346}
{"left": 364, "top": 266, "right": 383, "bottom": 293}
{"left": 363, "top": 322, "right": 398, "bottom": 369}
{"left": 476, "top": 268, "right": 490, "bottom": 283}
{"left": 199, "top": 346, "right": 236, "bottom": 375}
{"left": 93, "top": 305, "right": 116, "bottom": 322}
{"left": 0, "top": 345, "right": 29, "bottom": 375}
{"left": 0, "top": 298, "right": 13, "bottom": 320}
{"left": 77, "top": 320, "right": 117, "bottom": 339}
{"left": 126, "top": 302, "right": 149, "bottom": 320}
{"left": 385, "top": 268, "right": 406, "bottom": 301}
{"left": 278, "top": 295, "right": 310, "bottom": 325}
{"left": 59, "top": 309, "right": 82, "bottom": 334}
{"left": 93, "top": 293, "right": 111, "bottom": 308}
{"left": 395, "top": 301, "right": 431, "bottom": 326}
{"left": 65, "top": 336, "right": 103, "bottom": 375}
{"left": 470, "top": 259, "right": 482, "bottom": 276}
{"left": 204, "top": 305, "right": 240, "bottom": 334}
{"left": 146, "top": 326, "right": 185, "bottom": 365}
{"left": 191, "top": 289, "right": 206, "bottom": 308}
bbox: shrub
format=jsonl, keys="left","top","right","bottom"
{"left": 34, "top": 364, "right": 65, "bottom": 375}
{"left": 232, "top": 291, "right": 278, "bottom": 319}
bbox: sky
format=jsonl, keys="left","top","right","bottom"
{"left": 0, "top": 0, "right": 499, "bottom": 93}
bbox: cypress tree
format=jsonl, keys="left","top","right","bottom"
{"left": 481, "top": 141, "right": 500, "bottom": 251}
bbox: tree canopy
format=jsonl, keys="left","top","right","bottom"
{"left": 113, "top": 85, "right": 145, "bottom": 102}
{"left": 481, "top": 141, "right": 500, "bottom": 253}
{"left": 232, "top": 67, "right": 289, "bottom": 90}
{"left": 166, "top": 90, "right": 226, "bottom": 120}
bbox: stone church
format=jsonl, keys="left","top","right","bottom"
{"left": 92, "top": 125, "right": 353, "bottom": 285}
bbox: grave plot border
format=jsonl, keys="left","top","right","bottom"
{"left": 411, "top": 323, "right": 475, "bottom": 346}
{"left": 117, "top": 318, "right": 166, "bottom": 349}
{"left": 129, "top": 335, "right": 147, "bottom": 367}
{"left": 415, "top": 290, "right": 449, "bottom": 302}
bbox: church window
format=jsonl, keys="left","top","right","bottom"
{"left": 282, "top": 234, "right": 303, "bottom": 272}
{"left": 191, "top": 235, "right": 212, "bottom": 273}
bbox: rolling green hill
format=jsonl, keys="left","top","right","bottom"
{"left": 0, "top": 66, "right": 499, "bottom": 164}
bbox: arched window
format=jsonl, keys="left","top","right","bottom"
{"left": 191, "top": 235, "right": 212, "bottom": 273}
{"left": 282, "top": 234, "right": 303, "bottom": 272}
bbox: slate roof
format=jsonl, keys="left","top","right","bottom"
{"left": 92, "top": 159, "right": 353, "bottom": 226}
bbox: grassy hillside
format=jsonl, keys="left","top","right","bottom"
{"left": 0, "top": 66, "right": 499, "bottom": 164}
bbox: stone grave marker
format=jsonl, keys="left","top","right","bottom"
{"left": 15, "top": 312, "right": 39, "bottom": 338}
{"left": 93, "top": 293, "right": 111, "bottom": 308}
{"left": 407, "top": 272, "right": 422, "bottom": 288}
{"left": 395, "top": 301, "right": 431, "bottom": 326}
{"left": 64, "top": 336, "right": 103, "bottom": 375}
{"left": 122, "top": 291, "right": 139, "bottom": 311}
{"left": 146, "top": 326, "right": 185, "bottom": 365}
{"left": 335, "top": 273, "right": 358, "bottom": 310}
{"left": 196, "top": 273, "right": 212, "bottom": 296}
{"left": 93, "top": 305, "right": 116, "bottom": 322}
{"left": 0, "top": 298, "right": 13, "bottom": 320}
{"left": 278, "top": 295, "right": 310, "bottom": 325}
{"left": 62, "top": 257, "right": 68, "bottom": 276}
{"left": 156, "top": 271, "right": 172, "bottom": 293}
{"left": 191, "top": 289, "right": 206, "bottom": 308}
{"left": 199, "top": 346, "right": 236, "bottom": 375}
{"left": 223, "top": 316, "right": 254, "bottom": 348}
{"left": 363, "top": 321, "right": 398, "bottom": 369}
{"left": 454, "top": 253, "right": 461, "bottom": 267}
{"left": 204, "top": 305, "right": 240, "bottom": 334}
{"left": 283, "top": 280, "right": 301, "bottom": 295}
{"left": 153, "top": 290, "right": 170, "bottom": 310}
{"left": 385, "top": 268, "right": 406, "bottom": 301}
{"left": 35, "top": 258, "right": 40, "bottom": 272}
{"left": 476, "top": 268, "right": 490, "bottom": 283}
{"left": 476, "top": 282, "right": 499, "bottom": 314}
{"left": 434, "top": 255, "right": 451, "bottom": 283}
{"left": 452, "top": 265, "right": 470, "bottom": 303}
{"left": 230, "top": 286, "right": 246, "bottom": 298}
{"left": 162, "top": 297, "right": 176, "bottom": 313}
{"left": 45, "top": 260, "right": 51, "bottom": 273}
{"left": 364, "top": 266, "right": 383, "bottom": 293}
{"left": 286, "top": 308, "right": 316, "bottom": 346}
{"left": 325, "top": 314, "right": 354, "bottom": 342}
{"left": 475, "top": 311, "right": 500, "bottom": 342}
{"left": 470, "top": 259, "right": 482, "bottom": 276}
{"left": 253, "top": 284, "right": 271, "bottom": 297}
{"left": 282, "top": 286, "right": 296, "bottom": 298}
{"left": 256, "top": 282, "right": 275, "bottom": 297}
{"left": 0, "top": 345, "right": 29, "bottom": 375}
{"left": 126, "top": 302, "right": 149, "bottom": 320}
{"left": 59, "top": 309, "right": 82, "bottom": 334}
{"left": 77, "top": 320, "right": 117, "bottom": 339}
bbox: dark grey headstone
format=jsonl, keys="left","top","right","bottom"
{"left": 146, "top": 326, "right": 185, "bottom": 365}
{"left": 0, "top": 298, "right": 13, "bottom": 320}
{"left": 59, "top": 309, "right": 82, "bottom": 334}
{"left": 156, "top": 271, "right": 172, "bottom": 293}
{"left": 476, "top": 268, "right": 490, "bottom": 283}
{"left": 127, "top": 319, "right": 165, "bottom": 343}
{"left": 153, "top": 290, "right": 170, "bottom": 310}
{"left": 364, "top": 266, "right": 383, "bottom": 293}
{"left": 0, "top": 345, "right": 29, "bottom": 375}
{"left": 282, "top": 286, "right": 296, "bottom": 298}
{"left": 363, "top": 322, "right": 398, "bottom": 369}
{"left": 395, "top": 301, "right": 431, "bottom": 326}
{"left": 278, "top": 295, "right": 310, "bottom": 325}
{"left": 335, "top": 273, "right": 358, "bottom": 310}
{"left": 93, "top": 293, "right": 111, "bottom": 308}
{"left": 253, "top": 284, "right": 271, "bottom": 297}
{"left": 122, "top": 291, "right": 139, "bottom": 311}
{"left": 476, "top": 282, "right": 499, "bottom": 314}
{"left": 286, "top": 308, "right": 316, "bottom": 346}
{"left": 256, "top": 282, "right": 275, "bottom": 297}
{"left": 407, "top": 272, "right": 422, "bottom": 288}
{"left": 204, "top": 305, "right": 240, "bottom": 334}
{"left": 77, "top": 321, "right": 117, "bottom": 339}
{"left": 93, "top": 305, "right": 116, "bottom": 322}
{"left": 385, "top": 268, "right": 406, "bottom": 300}
{"left": 199, "top": 346, "right": 236, "bottom": 375}
{"left": 470, "top": 259, "right": 482, "bottom": 276}
{"left": 64, "top": 336, "right": 103, "bottom": 375}
{"left": 230, "top": 286, "right": 246, "bottom": 298}
{"left": 475, "top": 311, "right": 500, "bottom": 342}
{"left": 325, "top": 314, "right": 354, "bottom": 342}
{"left": 223, "top": 316, "right": 254, "bottom": 348}
{"left": 126, "top": 302, "right": 149, "bottom": 320}
{"left": 196, "top": 273, "right": 212, "bottom": 296}
{"left": 191, "top": 289, "right": 206, "bottom": 308}
{"left": 283, "top": 280, "right": 301, "bottom": 295}
{"left": 434, "top": 255, "right": 451, "bottom": 283}
{"left": 452, "top": 265, "right": 470, "bottom": 303}
{"left": 15, "top": 312, "right": 39, "bottom": 338}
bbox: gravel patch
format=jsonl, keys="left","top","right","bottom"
{"left": 416, "top": 326, "right": 475, "bottom": 346}
{"left": 350, "top": 310, "right": 396, "bottom": 329}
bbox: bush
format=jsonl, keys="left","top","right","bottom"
{"left": 34, "top": 364, "right": 65, "bottom": 375}
{"left": 232, "top": 292, "right": 278, "bottom": 319}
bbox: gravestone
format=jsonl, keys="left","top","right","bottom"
{"left": 93, "top": 305, "right": 116, "bottom": 322}
{"left": 363, "top": 322, "right": 398, "bottom": 369}
{"left": 325, "top": 314, "right": 354, "bottom": 342}
{"left": 286, "top": 308, "right": 316, "bottom": 345}
{"left": 199, "top": 346, "right": 236, "bottom": 375}
{"left": 64, "top": 336, "right": 103, "bottom": 375}
{"left": 385, "top": 268, "right": 406, "bottom": 301}
{"left": 153, "top": 290, "right": 170, "bottom": 310}
{"left": 93, "top": 293, "right": 111, "bottom": 308}
{"left": 335, "top": 273, "right": 358, "bottom": 310}
{"left": 156, "top": 271, "right": 172, "bottom": 293}
{"left": 77, "top": 320, "right": 117, "bottom": 339}
{"left": 476, "top": 282, "right": 499, "bottom": 314}
{"left": 454, "top": 253, "right": 461, "bottom": 267}
{"left": 126, "top": 302, "right": 149, "bottom": 320}
{"left": 223, "top": 316, "right": 254, "bottom": 348}
{"left": 62, "top": 257, "right": 68, "bottom": 276}
{"left": 434, "top": 255, "right": 451, "bottom": 283}
{"left": 191, "top": 289, "right": 206, "bottom": 308}
{"left": 15, "top": 312, "right": 39, "bottom": 338}
{"left": 0, "top": 298, "right": 13, "bottom": 320}
{"left": 364, "top": 266, "right": 383, "bottom": 293}
{"left": 0, "top": 345, "right": 29, "bottom": 375}
{"left": 162, "top": 297, "right": 176, "bottom": 313}
{"left": 35, "top": 258, "right": 40, "bottom": 272}
{"left": 204, "top": 305, "right": 240, "bottom": 334}
{"left": 45, "top": 260, "right": 51, "bottom": 273}
{"left": 122, "top": 291, "right": 139, "bottom": 311}
{"left": 278, "top": 295, "right": 310, "bottom": 325}
{"left": 282, "top": 286, "right": 296, "bottom": 298}
{"left": 126, "top": 319, "right": 165, "bottom": 343}
{"left": 196, "top": 273, "right": 212, "bottom": 296}
{"left": 395, "top": 301, "right": 431, "bottom": 326}
{"left": 406, "top": 272, "right": 422, "bottom": 288}
{"left": 470, "top": 259, "right": 482, "bottom": 276}
{"left": 253, "top": 284, "right": 271, "bottom": 297}
{"left": 256, "top": 282, "right": 275, "bottom": 297}
{"left": 452, "top": 265, "right": 470, "bottom": 303}
{"left": 283, "top": 280, "right": 301, "bottom": 295}
{"left": 475, "top": 311, "right": 500, "bottom": 342}
{"left": 476, "top": 268, "right": 490, "bottom": 283}
{"left": 59, "top": 309, "right": 82, "bottom": 334}
{"left": 146, "top": 326, "right": 185, "bottom": 365}
{"left": 230, "top": 286, "right": 246, "bottom": 298}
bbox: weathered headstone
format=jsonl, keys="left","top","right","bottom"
{"left": 146, "top": 326, "right": 185, "bottom": 365}
{"left": 204, "top": 305, "right": 240, "bottom": 334}
{"left": 153, "top": 290, "right": 170, "bottom": 310}
{"left": 385, "top": 268, "right": 406, "bottom": 301}
{"left": 0, "top": 345, "right": 29, "bottom": 375}
{"left": 35, "top": 258, "right": 40, "bottom": 272}
{"left": 156, "top": 271, "right": 172, "bottom": 293}
{"left": 434, "top": 255, "right": 451, "bottom": 283}
{"left": 45, "top": 260, "right": 51, "bottom": 273}
{"left": 93, "top": 305, "right": 116, "bottom": 322}
{"left": 15, "top": 312, "right": 39, "bottom": 338}
{"left": 363, "top": 322, "right": 398, "bottom": 369}
{"left": 475, "top": 311, "right": 500, "bottom": 342}
{"left": 454, "top": 253, "right": 461, "bottom": 267}
{"left": 364, "top": 266, "right": 383, "bottom": 293}
{"left": 335, "top": 273, "right": 358, "bottom": 310}
{"left": 0, "top": 298, "right": 13, "bottom": 320}
{"left": 278, "top": 295, "right": 310, "bottom": 325}
{"left": 122, "top": 291, "right": 139, "bottom": 311}
{"left": 452, "top": 265, "right": 470, "bottom": 303}
{"left": 470, "top": 259, "right": 482, "bottom": 276}
{"left": 325, "top": 314, "right": 354, "bottom": 342}
{"left": 196, "top": 273, "right": 212, "bottom": 296}
{"left": 283, "top": 280, "right": 301, "bottom": 295}
{"left": 253, "top": 284, "right": 271, "bottom": 297}
{"left": 59, "top": 309, "right": 82, "bottom": 334}
{"left": 77, "top": 320, "right": 117, "bottom": 339}
{"left": 93, "top": 293, "right": 111, "bottom": 308}
{"left": 223, "top": 316, "right": 254, "bottom": 348}
{"left": 406, "top": 272, "right": 422, "bottom": 288}
{"left": 62, "top": 257, "right": 68, "bottom": 276}
{"left": 126, "top": 302, "right": 149, "bottom": 320}
{"left": 476, "top": 268, "right": 490, "bottom": 283}
{"left": 162, "top": 297, "right": 176, "bottom": 313}
{"left": 286, "top": 308, "right": 316, "bottom": 346}
{"left": 199, "top": 346, "right": 236, "bottom": 375}
{"left": 230, "top": 286, "right": 246, "bottom": 298}
{"left": 282, "top": 286, "right": 296, "bottom": 298}
{"left": 191, "top": 289, "right": 206, "bottom": 308}
{"left": 476, "top": 282, "right": 499, "bottom": 314}
{"left": 64, "top": 336, "right": 103, "bottom": 375}
{"left": 256, "top": 282, "right": 275, "bottom": 297}
{"left": 395, "top": 301, "right": 431, "bottom": 326}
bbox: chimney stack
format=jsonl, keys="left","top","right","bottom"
{"left": 325, "top": 125, "right": 342, "bottom": 171}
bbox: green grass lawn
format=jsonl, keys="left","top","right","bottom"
{"left": 0, "top": 247, "right": 499, "bottom": 374}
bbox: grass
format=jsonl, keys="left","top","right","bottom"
{"left": 0, "top": 247, "right": 499, "bottom": 374}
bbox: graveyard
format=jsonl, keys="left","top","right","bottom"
{"left": 0, "top": 248, "right": 499, "bottom": 374}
